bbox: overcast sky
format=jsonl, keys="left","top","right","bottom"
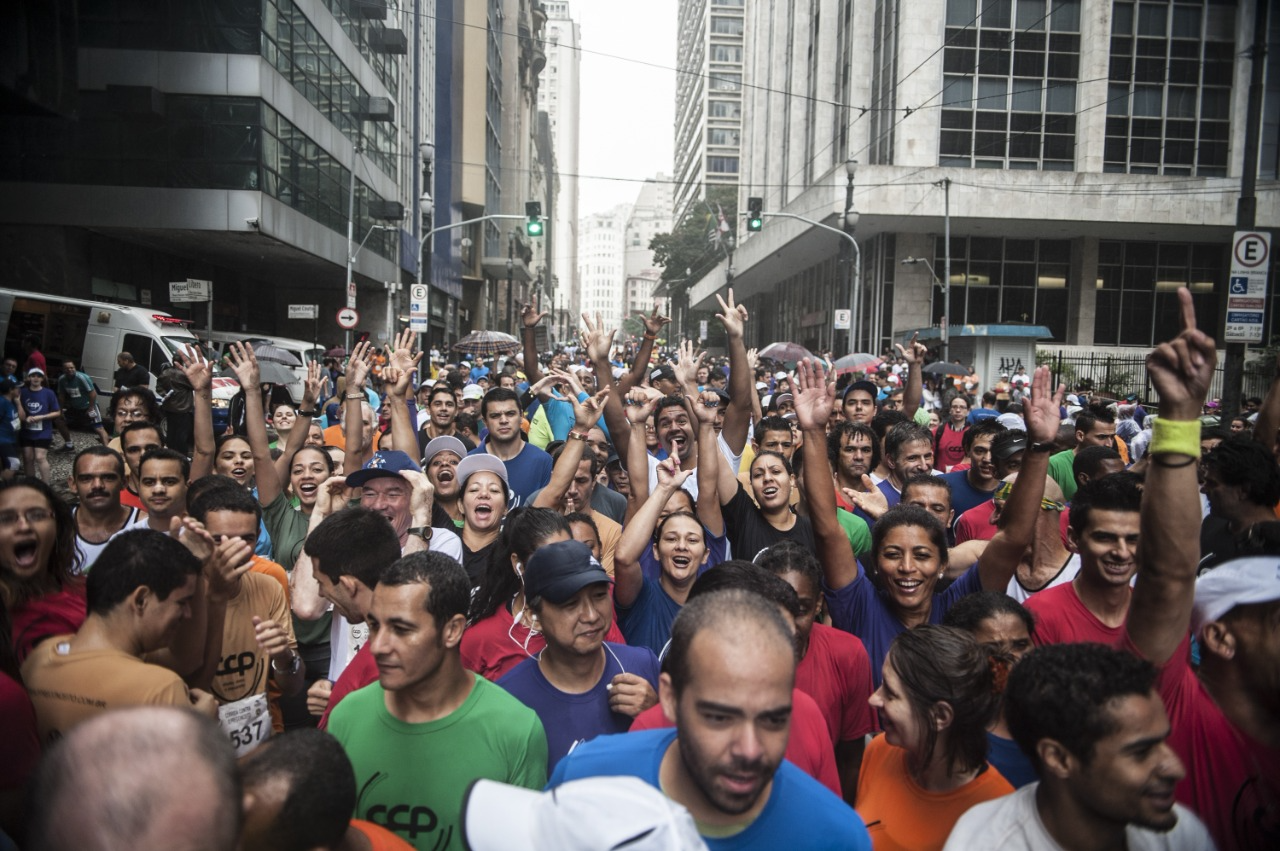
{"left": 574, "top": 0, "right": 677, "bottom": 217}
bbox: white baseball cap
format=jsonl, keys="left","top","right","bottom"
{"left": 1192, "top": 556, "right": 1280, "bottom": 637}
{"left": 461, "top": 776, "right": 708, "bottom": 851}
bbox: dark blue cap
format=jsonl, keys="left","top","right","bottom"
{"left": 345, "top": 450, "right": 422, "bottom": 488}
{"left": 524, "top": 539, "right": 611, "bottom": 604}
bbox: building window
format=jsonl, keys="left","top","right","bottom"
{"left": 709, "top": 73, "right": 742, "bottom": 91}
{"left": 931, "top": 237, "right": 1074, "bottom": 341}
{"left": 938, "top": 0, "right": 1079, "bottom": 170}
{"left": 708, "top": 129, "right": 740, "bottom": 146}
{"left": 708, "top": 100, "right": 741, "bottom": 119}
{"left": 1103, "top": 1, "right": 1234, "bottom": 176}
{"left": 1095, "top": 241, "right": 1222, "bottom": 347}
{"left": 707, "top": 156, "right": 739, "bottom": 174}
{"left": 711, "top": 17, "right": 744, "bottom": 36}
{"left": 711, "top": 45, "right": 743, "bottom": 63}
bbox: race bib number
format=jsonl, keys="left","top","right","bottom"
{"left": 10, "top": 416, "right": 18, "bottom": 431}
{"left": 218, "top": 692, "right": 272, "bottom": 757}
{"left": 67, "top": 387, "right": 82, "bottom": 399}
{"left": 24, "top": 418, "right": 42, "bottom": 432}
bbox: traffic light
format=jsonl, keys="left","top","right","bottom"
{"left": 746, "top": 197, "right": 763, "bottom": 232}
{"left": 525, "top": 201, "right": 544, "bottom": 238}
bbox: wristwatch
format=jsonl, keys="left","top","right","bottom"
{"left": 296, "top": 407, "right": 320, "bottom": 418}
{"left": 407, "top": 526, "right": 434, "bottom": 543}
{"left": 271, "top": 652, "right": 302, "bottom": 676}
{"left": 1027, "top": 441, "right": 1056, "bottom": 453}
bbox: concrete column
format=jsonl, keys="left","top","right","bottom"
{"left": 1066, "top": 236, "right": 1098, "bottom": 345}
{"left": 894, "top": 232, "right": 938, "bottom": 333}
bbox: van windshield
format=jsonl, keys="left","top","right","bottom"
{"left": 160, "top": 335, "right": 199, "bottom": 360}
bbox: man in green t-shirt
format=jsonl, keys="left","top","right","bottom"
{"left": 56, "top": 359, "right": 108, "bottom": 447}
{"left": 1048, "top": 407, "right": 1118, "bottom": 501}
{"left": 327, "top": 551, "right": 547, "bottom": 851}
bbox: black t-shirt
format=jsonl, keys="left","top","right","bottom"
{"left": 1199, "top": 515, "right": 1280, "bottom": 573}
{"left": 416, "top": 425, "right": 476, "bottom": 460}
{"left": 463, "top": 539, "right": 496, "bottom": 584}
{"left": 722, "top": 483, "right": 815, "bottom": 563}
{"left": 114, "top": 364, "right": 151, "bottom": 390}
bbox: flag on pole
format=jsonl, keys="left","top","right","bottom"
{"left": 716, "top": 204, "right": 731, "bottom": 234}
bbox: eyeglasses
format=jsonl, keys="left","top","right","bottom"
{"left": 993, "top": 481, "right": 1065, "bottom": 512}
{"left": 0, "top": 507, "right": 53, "bottom": 527}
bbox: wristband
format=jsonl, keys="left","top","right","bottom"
{"left": 296, "top": 408, "right": 320, "bottom": 418}
{"left": 344, "top": 393, "right": 365, "bottom": 401}
{"left": 271, "top": 653, "right": 301, "bottom": 676}
{"left": 567, "top": 430, "right": 588, "bottom": 442}
{"left": 1149, "top": 417, "right": 1201, "bottom": 459}
{"left": 1026, "top": 441, "right": 1055, "bottom": 454}
{"left": 643, "top": 333, "right": 656, "bottom": 341}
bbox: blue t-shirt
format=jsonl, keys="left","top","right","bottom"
{"left": 19, "top": 387, "right": 58, "bottom": 441}
{"left": 550, "top": 728, "right": 871, "bottom": 851}
{"left": 940, "top": 470, "right": 997, "bottom": 518}
{"left": 639, "top": 524, "right": 727, "bottom": 584}
{"left": 617, "top": 576, "right": 683, "bottom": 658}
{"left": 875, "top": 478, "right": 901, "bottom": 510}
{"left": 0, "top": 397, "right": 18, "bottom": 444}
{"left": 468, "top": 440, "right": 554, "bottom": 508}
{"left": 986, "top": 731, "right": 1037, "bottom": 789}
{"left": 56, "top": 371, "right": 95, "bottom": 410}
{"left": 967, "top": 408, "right": 999, "bottom": 425}
{"left": 824, "top": 560, "right": 984, "bottom": 687}
{"left": 497, "top": 642, "right": 660, "bottom": 772}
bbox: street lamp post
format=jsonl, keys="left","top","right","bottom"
{"left": 419, "top": 141, "right": 435, "bottom": 350}
{"left": 903, "top": 256, "right": 946, "bottom": 361}
{"left": 761, "top": 210, "right": 860, "bottom": 354}
{"left": 346, "top": 220, "right": 394, "bottom": 349}
{"left": 842, "top": 158, "right": 858, "bottom": 353}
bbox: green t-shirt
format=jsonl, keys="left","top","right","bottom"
{"left": 329, "top": 674, "right": 548, "bottom": 851}
{"left": 838, "top": 507, "right": 873, "bottom": 558}
{"left": 1047, "top": 449, "right": 1078, "bottom": 501}
{"left": 261, "top": 491, "right": 330, "bottom": 647}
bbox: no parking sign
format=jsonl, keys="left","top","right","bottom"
{"left": 1224, "top": 231, "right": 1271, "bottom": 343}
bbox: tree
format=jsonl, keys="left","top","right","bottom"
{"left": 648, "top": 186, "right": 738, "bottom": 286}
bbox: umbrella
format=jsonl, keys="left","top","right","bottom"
{"left": 758, "top": 342, "right": 815, "bottom": 364}
{"left": 252, "top": 342, "right": 302, "bottom": 367}
{"left": 923, "top": 361, "right": 969, "bottom": 377}
{"left": 453, "top": 330, "right": 521, "bottom": 357}
{"left": 833, "top": 352, "right": 882, "bottom": 373}
{"left": 325, "top": 346, "right": 348, "bottom": 358}
{"left": 219, "top": 361, "right": 295, "bottom": 386}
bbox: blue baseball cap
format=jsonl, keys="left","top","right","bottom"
{"left": 345, "top": 450, "right": 422, "bottom": 488}
{"left": 524, "top": 540, "right": 611, "bottom": 605}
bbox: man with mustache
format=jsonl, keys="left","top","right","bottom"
{"left": 69, "top": 446, "right": 148, "bottom": 572}
{"left": 940, "top": 418, "right": 1007, "bottom": 519}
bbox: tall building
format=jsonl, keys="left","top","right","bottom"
{"left": 624, "top": 176, "right": 676, "bottom": 317}
{"left": 687, "top": 0, "right": 1278, "bottom": 361}
{"left": 0, "top": 0, "right": 431, "bottom": 347}
{"left": 673, "top": 0, "right": 746, "bottom": 222}
{"left": 579, "top": 203, "right": 631, "bottom": 333}
{"left": 538, "top": 1, "right": 581, "bottom": 335}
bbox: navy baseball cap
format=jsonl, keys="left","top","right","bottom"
{"left": 524, "top": 540, "right": 611, "bottom": 605}
{"left": 346, "top": 450, "right": 422, "bottom": 488}
{"left": 650, "top": 365, "right": 677, "bottom": 384}
{"left": 842, "top": 380, "right": 878, "bottom": 401}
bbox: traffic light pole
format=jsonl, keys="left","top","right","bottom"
{"left": 417, "top": 213, "right": 528, "bottom": 256}
{"left": 761, "top": 211, "right": 861, "bottom": 351}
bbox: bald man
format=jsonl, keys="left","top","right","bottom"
{"left": 26, "top": 706, "right": 241, "bottom": 851}
{"left": 992, "top": 472, "right": 1075, "bottom": 603}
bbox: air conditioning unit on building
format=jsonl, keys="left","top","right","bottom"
{"left": 357, "top": 0, "right": 387, "bottom": 19}
{"left": 351, "top": 96, "right": 394, "bottom": 121}
{"left": 369, "top": 200, "right": 405, "bottom": 221}
{"left": 369, "top": 26, "right": 408, "bottom": 54}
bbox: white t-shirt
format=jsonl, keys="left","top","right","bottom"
{"left": 943, "top": 783, "right": 1215, "bottom": 851}
{"left": 646, "top": 432, "right": 743, "bottom": 499}
{"left": 1007, "top": 554, "right": 1081, "bottom": 604}
{"left": 72, "top": 506, "right": 151, "bottom": 575}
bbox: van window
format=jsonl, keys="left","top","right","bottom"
{"left": 121, "top": 333, "right": 164, "bottom": 378}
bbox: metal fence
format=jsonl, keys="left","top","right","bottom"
{"left": 1037, "top": 350, "right": 1272, "bottom": 405}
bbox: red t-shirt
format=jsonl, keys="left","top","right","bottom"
{"left": 119, "top": 487, "right": 145, "bottom": 512}
{"left": 934, "top": 425, "right": 967, "bottom": 472}
{"left": 629, "top": 687, "right": 841, "bottom": 797}
{"left": 10, "top": 588, "right": 87, "bottom": 665}
{"left": 797, "top": 623, "right": 878, "bottom": 744}
{"left": 350, "top": 819, "right": 417, "bottom": 850}
{"left": 1024, "top": 581, "right": 1127, "bottom": 647}
{"left": 1122, "top": 632, "right": 1280, "bottom": 851}
{"left": 954, "top": 501, "right": 997, "bottom": 544}
{"left": 318, "top": 641, "right": 378, "bottom": 730}
{"left": 0, "top": 671, "right": 41, "bottom": 791}
{"left": 459, "top": 603, "right": 626, "bottom": 683}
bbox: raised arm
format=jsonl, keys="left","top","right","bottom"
{"left": 691, "top": 394, "right": 726, "bottom": 537}
{"left": 342, "top": 342, "right": 375, "bottom": 476}
{"left": 794, "top": 358, "right": 859, "bottom": 590}
{"left": 291, "top": 475, "right": 349, "bottom": 620}
{"left": 896, "top": 333, "right": 927, "bottom": 421}
{"left": 269, "top": 360, "right": 323, "bottom": 495}
{"left": 227, "top": 342, "right": 273, "bottom": 484}
{"left": 714, "top": 289, "right": 753, "bottom": 454}
{"left": 177, "top": 345, "right": 216, "bottom": 481}
{"left": 385, "top": 328, "right": 425, "bottom": 457}
{"left": 583, "top": 313, "right": 629, "bottom": 465}
{"left": 622, "top": 386, "right": 662, "bottom": 520}
{"left": 614, "top": 456, "right": 692, "bottom": 607}
{"left": 977, "top": 366, "right": 1062, "bottom": 591}
{"left": 745, "top": 347, "right": 763, "bottom": 426}
{"left": 519, "top": 299, "right": 549, "bottom": 388}
{"left": 533, "top": 372, "right": 609, "bottom": 510}
{"left": 619, "top": 304, "right": 671, "bottom": 394}
{"left": 1127, "top": 288, "right": 1215, "bottom": 665}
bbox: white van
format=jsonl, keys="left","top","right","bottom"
{"left": 201, "top": 331, "right": 326, "bottom": 405}
{"left": 0, "top": 288, "right": 199, "bottom": 412}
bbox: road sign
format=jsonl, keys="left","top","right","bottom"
{"left": 410, "top": 284, "right": 428, "bottom": 302}
{"left": 336, "top": 307, "right": 359, "bottom": 330}
{"left": 1225, "top": 231, "right": 1272, "bottom": 343}
{"left": 833, "top": 309, "right": 851, "bottom": 330}
{"left": 346, "top": 281, "right": 357, "bottom": 310}
{"left": 409, "top": 284, "right": 429, "bottom": 332}
{"left": 288, "top": 304, "right": 319, "bottom": 320}
{"left": 170, "top": 278, "right": 212, "bottom": 302}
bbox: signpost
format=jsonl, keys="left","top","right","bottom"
{"left": 409, "top": 284, "right": 429, "bottom": 334}
{"left": 1224, "top": 231, "right": 1271, "bottom": 344}
{"left": 346, "top": 280, "right": 358, "bottom": 310}
{"left": 336, "top": 307, "right": 359, "bottom": 330}
{"left": 833, "top": 309, "right": 851, "bottom": 330}
{"left": 290, "top": 304, "right": 320, "bottom": 349}
{"left": 170, "top": 278, "right": 213, "bottom": 330}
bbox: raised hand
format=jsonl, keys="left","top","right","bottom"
{"left": 746, "top": 347, "right": 760, "bottom": 374}
{"left": 226, "top": 341, "right": 261, "bottom": 388}
{"left": 302, "top": 360, "right": 323, "bottom": 408}
{"left": 206, "top": 536, "right": 254, "bottom": 603}
{"left": 843, "top": 481, "right": 889, "bottom": 519}
{"left": 690, "top": 390, "right": 721, "bottom": 425}
{"left": 895, "top": 332, "right": 928, "bottom": 366}
{"left": 579, "top": 312, "right": 617, "bottom": 363}
{"left": 550, "top": 367, "right": 586, "bottom": 401}
{"left": 569, "top": 385, "right": 611, "bottom": 430}
{"left": 521, "top": 296, "right": 549, "bottom": 328}
{"left": 654, "top": 454, "right": 693, "bottom": 491}
{"left": 346, "top": 340, "right": 375, "bottom": 390}
{"left": 1146, "top": 287, "right": 1216, "bottom": 422}
{"left": 401, "top": 470, "right": 435, "bottom": 522}
{"left": 177, "top": 345, "right": 213, "bottom": 393}
{"left": 382, "top": 365, "right": 411, "bottom": 400}
{"left": 673, "top": 340, "right": 706, "bottom": 390}
{"left": 714, "top": 287, "right": 748, "bottom": 339}
{"left": 387, "top": 328, "right": 422, "bottom": 378}
{"left": 1024, "top": 365, "right": 1066, "bottom": 445}
{"left": 312, "top": 474, "right": 351, "bottom": 520}
{"left": 639, "top": 303, "right": 672, "bottom": 336}
{"left": 793, "top": 358, "right": 836, "bottom": 431}
{"left": 528, "top": 374, "right": 559, "bottom": 404}
{"left": 625, "top": 385, "right": 664, "bottom": 425}
{"left": 173, "top": 515, "right": 213, "bottom": 563}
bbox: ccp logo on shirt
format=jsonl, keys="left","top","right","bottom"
{"left": 367, "top": 804, "right": 440, "bottom": 840}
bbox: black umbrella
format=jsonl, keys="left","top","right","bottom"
{"left": 923, "top": 362, "right": 969, "bottom": 377}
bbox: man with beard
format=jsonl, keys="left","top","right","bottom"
{"left": 940, "top": 418, "right": 1006, "bottom": 517}
{"left": 872, "top": 423, "right": 936, "bottom": 510}
{"left": 550, "top": 588, "right": 869, "bottom": 850}
{"left": 467, "top": 387, "right": 552, "bottom": 506}
{"left": 1048, "top": 407, "right": 1119, "bottom": 500}
{"left": 1025, "top": 471, "right": 1142, "bottom": 647}
{"left": 137, "top": 448, "right": 190, "bottom": 534}
{"left": 829, "top": 421, "right": 880, "bottom": 525}
{"left": 69, "top": 446, "right": 148, "bottom": 572}
{"left": 946, "top": 642, "right": 1211, "bottom": 849}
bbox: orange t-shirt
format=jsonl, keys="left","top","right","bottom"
{"left": 250, "top": 556, "right": 289, "bottom": 601}
{"left": 855, "top": 734, "right": 1013, "bottom": 851}
{"left": 323, "top": 423, "right": 345, "bottom": 448}
{"left": 350, "top": 819, "right": 416, "bottom": 850}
